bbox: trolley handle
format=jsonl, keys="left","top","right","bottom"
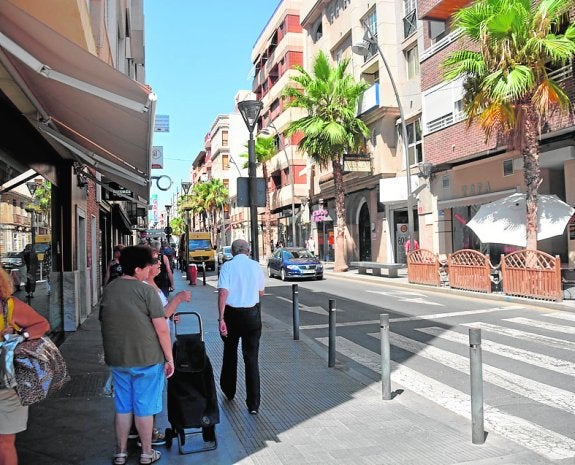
{"left": 173, "top": 311, "right": 203, "bottom": 340}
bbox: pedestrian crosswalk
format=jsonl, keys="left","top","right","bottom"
{"left": 315, "top": 310, "right": 575, "bottom": 461}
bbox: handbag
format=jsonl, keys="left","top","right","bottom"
{"left": 2, "top": 297, "right": 70, "bottom": 405}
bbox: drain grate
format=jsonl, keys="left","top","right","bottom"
{"left": 52, "top": 372, "right": 110, "bottom": 399}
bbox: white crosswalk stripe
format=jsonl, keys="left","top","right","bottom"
{"left": 545, "top": 311, "right": 575, "bottom": 322}
{"left": 504, "top": 317, "right": 575, "bottom": 334}
{"left": 315, "top": 336, "right": 575, "bottom": 460}
{"left": 367, "top": 331, "right": 575, "bottom": 414}
{"left": 415, "top": 326, "right": 575, "bottom": 376}
{"left": 313, "top": 312, "right": 575, "bottom": 461}
{"left": 461, "top": 321, "right": 575, "bottom": 351}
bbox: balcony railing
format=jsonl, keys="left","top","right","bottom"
{"left": 403, "top": 10, "right": 417, "bottom": 39}
{"left": 421, "top": 28, "right": 463, "bottom": 61}
{"left": 426, "top": 110, "right": 466, "bottom": 133}
{"left": 549, "top": 63, "right": 573, "bottom": 82}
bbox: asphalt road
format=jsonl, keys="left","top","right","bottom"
{"left": 262, "top": 273, "right": 575, "bottom": 460}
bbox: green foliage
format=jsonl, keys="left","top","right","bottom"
{"left": 442, "top": 0, "right": 575, "bottom": 138}
{"left": 283, "top": 51, "right": 370, "bottom": 168}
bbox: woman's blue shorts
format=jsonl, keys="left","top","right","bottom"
{"left": 110, "top": 364, "right": 164, "bottom": 417}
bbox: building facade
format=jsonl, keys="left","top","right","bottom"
{"left": 418, "top": 0, "right": 575, "bottom": 266}
{"left": 0, "top": 0, "right": 154, "bottom": 333}
{"left": 298, "top": 0, "right": 424, "bottom": 264}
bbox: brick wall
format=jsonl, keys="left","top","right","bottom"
{"left": 424, "top": 121, "right": 498, "bottom": 166}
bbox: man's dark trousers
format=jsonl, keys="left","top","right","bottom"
{"left": 220, "top": 304, "right": 261, "bottom": 412}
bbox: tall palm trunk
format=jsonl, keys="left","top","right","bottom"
{"left": 262, "top": 163, "right": 272, "bottom": 258}
{"left": 520, "top": 105, "right": 542, "bottom": 251}
{"left": 332, "top": 158, "right": 348, "bottom": 272}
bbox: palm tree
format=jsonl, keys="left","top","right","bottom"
{"left": 442, "top": 0, "right": 575, "bottom": 250}
{"left": 241, "top": 135, "right": 277, "bottom": 256}
{"left": 283, "top": 50, "right": 370, "bottom": 271}
{"left": 203, "top": 178, "right": 229, "bottom": 246}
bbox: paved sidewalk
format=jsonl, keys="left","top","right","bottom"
{"left": 16, "top": 268, "right": 562, "bottom": 464}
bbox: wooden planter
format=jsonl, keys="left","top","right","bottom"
{"left": 501, "top": 250, "right": 562, "bottom": 302}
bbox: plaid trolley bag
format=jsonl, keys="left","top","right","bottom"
{"left": 164, "top": 311, "right": 219, "bottom": 454}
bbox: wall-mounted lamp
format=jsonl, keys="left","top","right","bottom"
{"left": 418, "top": 162, "right": 433, "bottom": 180}
{"left": 73, "top": 162, "right": 88, "bottom": 189}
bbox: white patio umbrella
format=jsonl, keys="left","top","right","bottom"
{"left": 466, "top": 193, "right": 574, "bottom": 247}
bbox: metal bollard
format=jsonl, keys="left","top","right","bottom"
{"left": 328, "top": 299, "right": 336, "bottom": 367}
{"left": 292, "top": 284, "right": 300, "bottom": 340}
{"left": 380, "top": 314, "right": 391, "bottom": 400}
{"left": 469, "top": 327, "right": 485, "bottom": 444}
{"left": 202, "top": 262, "right": 206, "bottom": 286}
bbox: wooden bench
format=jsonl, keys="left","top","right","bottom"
{"left": 350, "top": 261, "right": 406, "bottom": 278}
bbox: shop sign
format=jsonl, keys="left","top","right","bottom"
{"left": 312, "top": 209, "right": 332, "bottom": 222}
{"left": 343, "top": 153, "right": 371, "bottom": 172}
{"left": 106, "top": 182, "right": 133, "bottom": 200}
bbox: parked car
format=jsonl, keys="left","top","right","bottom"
{"left": 267, "top": 247, "right": 323, "bottom": 281}
{"left": 1, "top": 251, "right": 23, "bottom": 270}
{"left": 217, "top": 245, "right": 233, "bottom": 265}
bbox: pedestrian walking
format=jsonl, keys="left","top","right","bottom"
{"left": 99, "top": 245, "right": 174, "bottom": 465}
{"left": 306, "top": 236, "right": 315, "bottom": 256}
{"left": 0, "top": 267, "right": 50, "bottom": 465}
{"left": 104, "top": 244, "right": 124, "bottom": 286}
{"left": 217, "top": 239, "right": 265, "bottom": 414}
{"left": 22, "top": 245, "right": 38, "bottom": 298}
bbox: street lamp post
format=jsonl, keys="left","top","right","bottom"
{"left": 264, "top": 122, "right": 297, "bottom": 247}
{"left": 238, "top": 99, "right": 263, "bottom": 261}
{"left": 181, "top": 181, "right": 192, "bottom": 271}
{"left": 352, "top": 21, "right": 415, "bottom": 255}
{"left": 165, "top": 204, "right": 172, "bottom": 244}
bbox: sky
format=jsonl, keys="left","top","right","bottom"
{"left": 143, "top": 0, "right": 280, "bottom": 217}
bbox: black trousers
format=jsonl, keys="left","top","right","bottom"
{"left": 220, "top": 304, "right": 261, "bottom": 411}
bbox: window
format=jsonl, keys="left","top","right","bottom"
{"left": 503, "top": 159, "right": 514, "bottom": 176}
{"left": 403, "top": 0, "right": 417, "bottom": 38}
{"left": 405, "top": 46, "right": 420, "bottom": 80}
{"left": 406, "top": 119, "right": 422, "bottom": 165}
{"left": 365, "top": 9, "right": 377, "bottom": 37}
{"left": 222, "top": 154, "right": 229, "bottom": 170}
{"left": 429, "top": 20, "right": 446, "bottom": 41}
{"left": 442, "top": 176, "right": 450, "bottom": 189}
{"left": 221, "top": 130, "right": 228, "bottom": 146}
{"left": 360, "top": 10, "right": 378, "bottom": 61}
{"left": 312, "top": 18, "right": 323, "bottom": 42}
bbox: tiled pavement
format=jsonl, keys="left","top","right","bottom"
{"left": 16, "top": 267, "right": 565, "bottom": 465}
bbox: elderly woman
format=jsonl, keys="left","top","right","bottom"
{"left": 0, "top": 267, "right": 50, "bottom": 465}
{"left": 100, "top": 246, "right": 174, "bottom": 465}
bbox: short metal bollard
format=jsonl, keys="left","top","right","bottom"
{"left": 469, "top": 327, "right": 485, "bottom": 444}
{"left": 202, "top": 262, "right": 206, "bottom": 286}
{"left": 292, "top": 284, "right": 300, "bottom": 340}
{"left": 328, "top": 299, "right": 336, "bottom": 367}
{"left": 380, "top": 314, "right": 391, "bottom": 400}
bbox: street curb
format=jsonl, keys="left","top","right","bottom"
{"left": 323, "top": 268, "right": 575, "bottom": 312}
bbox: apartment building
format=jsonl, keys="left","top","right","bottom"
{"left": 188, "top": 92, "right": 252, "bottom": 244}
{"left": 251, "top": 0, "right": 309, "bottom": 251}
{"left": 299, "top": 0, "right": 424, "bottom": 263}
{"left": 418, "top": 0, "right": 575, "bottom": 266}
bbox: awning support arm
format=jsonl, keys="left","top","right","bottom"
{"left": 0, "top": 31, "right": 154, "bottom": 113}
{"left": 40, "top": 125, "right": 148, "bottom": 187}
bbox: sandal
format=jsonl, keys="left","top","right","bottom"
{"left": 140, "top": 449, "right": 161, "bottom": 464}
{"left": 113, "top": 452, "right": 127, "bottom": 465}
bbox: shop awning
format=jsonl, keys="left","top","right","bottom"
{"left": 437, "top": 188, "right": 518, "bottom": 210}
{"left": 0, "top": 2, "right": 156, "bottom": 201}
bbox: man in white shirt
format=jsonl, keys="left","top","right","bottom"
{"left": 217, "top": 239, "right": 265, "bottom": 414}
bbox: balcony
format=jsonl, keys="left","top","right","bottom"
{"left": 420, "top": 0, "right": 472, "bottom": 20}
{"left": 357, "top": 83, "right": 380, "bottom": 116}
{"left": 426, "top": 110, "right": 466, "bottom": 133}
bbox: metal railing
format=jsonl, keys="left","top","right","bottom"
{"left": 421, "top": 28, "right": 463, "bottom": 61}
